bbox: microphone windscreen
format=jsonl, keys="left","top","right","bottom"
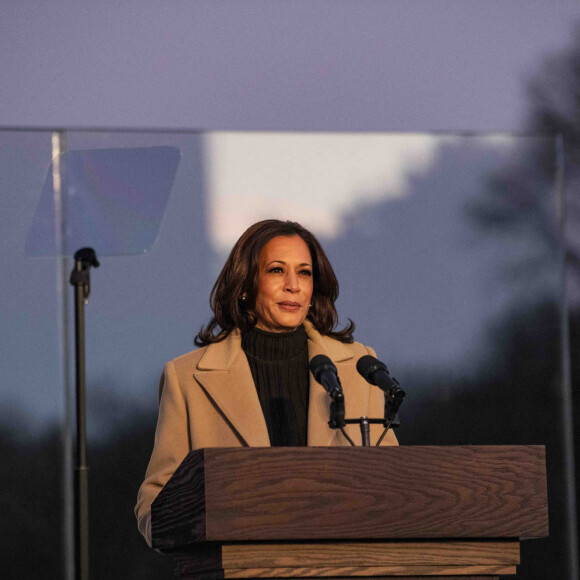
{"left": 309, "top": 354, "right": 337, "bottom": 383}
{"left": 356, "top": 355, "right": 388, "bottom": 384}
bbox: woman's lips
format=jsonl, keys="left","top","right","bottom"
{"left": 277, "top": 301, "right": 301, "bottom": 311}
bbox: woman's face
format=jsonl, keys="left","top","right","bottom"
{"left": 254, "top": 235, "right": 314, "bottom": 333}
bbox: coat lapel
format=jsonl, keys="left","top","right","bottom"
{"left": 192, "top": 322, "right": 365, "bottom": 448}
{"left": 193, "top": 330, "right": 270, "bottom": 447}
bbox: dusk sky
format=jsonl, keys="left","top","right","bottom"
{"left": 1, "top": 1, "right": 579, "bottom": 132}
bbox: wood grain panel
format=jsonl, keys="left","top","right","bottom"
{"left": 220, "top": 540, "right": 519, "bottom": 568}
{"left": 202, "top": 446, "right": 547, "bottom": 541}
{"left": 176, "top": 573, "right": 499, "bottom": 580}
{"left": 222, "top": 564, "right": 516, "bottom": 577}
{"left": 176, "top": 572, "right": 499, "bottom": 580}
{"left": 151, "top": 449, "right": 207, "bottom": 550}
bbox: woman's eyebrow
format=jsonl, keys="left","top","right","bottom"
{"left": 266, "top": 260, "right": 312, "bottom": 267}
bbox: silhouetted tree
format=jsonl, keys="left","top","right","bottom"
{"left": 0, "top": 391, "right": 175, "bottom": 579}
{"left": 0, "top": 423, "right": 62, "bottom": 577}
{"left": 459, "top": 28, "right": 580, "bottom": 577}
{"left": 468, "top": 27, "right": 580, "bottom": 295}
{"left": 402, "top": 299, "right": 570, "bottom": 580}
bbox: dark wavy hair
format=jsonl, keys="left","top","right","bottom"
{"left": 195, "top": 219, "right": 354, "bottom": 346}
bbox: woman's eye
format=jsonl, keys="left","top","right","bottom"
{"left": 300, "top": 270, "right": 312, "bottom": 277}
{"left": 268, "top": 267, "right": 284, "bottom": 274}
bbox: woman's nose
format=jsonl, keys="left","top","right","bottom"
{"left": 285, "top": 272, "right": 300, "bottom": 292}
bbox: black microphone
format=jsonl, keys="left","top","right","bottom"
{"left": 309, "top": 355, "right": 343, "bottom": 400}
{"left": 356, "top": 355, "right": 405, "bottom": 401}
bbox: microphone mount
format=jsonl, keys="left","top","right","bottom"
{"left": 311, "top": 353, "right": 405, "bottom": 446}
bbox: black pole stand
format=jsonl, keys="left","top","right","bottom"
{"left": 359, "top": 417, "right": 371, "bottom": 446}
{"left": 343, "top": 417, "right": 385, "bottom": 446}
{"left": 69, "top": 248, "right": 99, "bottom": 580}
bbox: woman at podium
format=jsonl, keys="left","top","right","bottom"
{"left": 135, "top": 219, "right": 397, "bottom": 546}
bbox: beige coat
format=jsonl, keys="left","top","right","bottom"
{"left": 135, "top": 321, "right": 398, "bottom": 546}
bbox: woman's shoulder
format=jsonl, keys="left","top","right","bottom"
{"left": 325, "top": 335, "right": 376, "bottom": 356}
{"left": 170, "top": 346, "right": 209, "bottom": 368}
{"left": 167, "top": 329, "right": 242, "bottom": 372}
{"left": 309, "top": 323, "right": 377, "bottom": 359}
{"left": 350, "top": 339, "right": 376, "bottom": 356}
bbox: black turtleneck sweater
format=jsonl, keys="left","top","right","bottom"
{"left": 241, "top": 325, "right": 309, "bottom": 446}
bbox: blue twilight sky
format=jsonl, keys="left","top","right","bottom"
{"left": 0, "top": 1, "right": 579, "bottom": 132}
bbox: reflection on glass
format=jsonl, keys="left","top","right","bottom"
{"left": 205, "top": 134, "right": 558, "bottom": 372}
{"left": 26, "top": 146, "right": 181, "bottom": 257}
{"left": 0, "top": 130, "right": 570, "bottom": 579}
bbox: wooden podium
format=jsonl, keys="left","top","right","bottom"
{"left": 151, "top": 446, "right": 548, "bottom": 579}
